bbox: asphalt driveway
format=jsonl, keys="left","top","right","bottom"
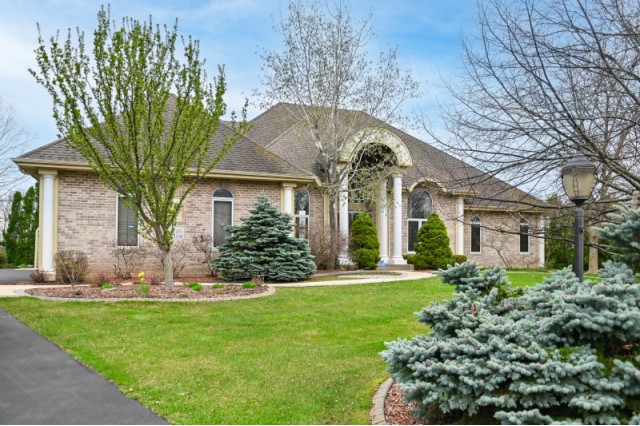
{"left": 0, "top": 308, "right": 167, "bottom": 424}
{"left": 0, "top": 269, "right": 31, "bottom": 283}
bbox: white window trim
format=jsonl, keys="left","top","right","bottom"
{"left": 115, "top": 193, "right": 140, "bottom": 248}
{"left": 470, "top": 217, "right": 482, "bottom": 254}
{"left": 212, "top": 189, "right": 234, "bottom": 248}
{"left": 407, "top": 189, "right": 433, "bottom": 253}
{"left": 520, "top": 220, "right": 530, "bottom": 254}
{"left": 294, "top": 188, "right": 311, "bottom": 240}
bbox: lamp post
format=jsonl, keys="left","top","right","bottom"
{"left": 561, "top": 152, "right": 596, "bottom": 282}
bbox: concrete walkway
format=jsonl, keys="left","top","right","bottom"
{"left": 269, "top": 270, "right": 436, "bottom": 287}
{"left": 0, "top": 308, "right": 168, "bottom": 424}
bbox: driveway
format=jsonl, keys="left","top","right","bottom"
{"left": 0, "top": 308, "right": 168, "bottom": 424}
{"left": 0, "top": 269, "right": 31, "bottom": 283}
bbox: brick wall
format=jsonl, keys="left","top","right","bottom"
{"left": 56, "top": 171, "right": 282, "bottom": 277}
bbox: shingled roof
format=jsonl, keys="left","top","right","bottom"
{"left": 14, "top": 121, "right": 316, "bottom": 181}
{"left": 248, "top": 103, "right": 546, "bottom": 211}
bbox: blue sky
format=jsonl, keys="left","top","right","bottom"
{"left": 0, "top": 0, "right": 477, "bottom": 153}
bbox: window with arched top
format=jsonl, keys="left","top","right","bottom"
{"left": 294, "top": 188, "right": 310, "bottom": 239}
{"left": 471, "top": 216, "right": 481, "bottom": 253}
{"left": 520, "top": 219, "right": 530, "bottom": 253}
{"left": 212, "top": 189, "right": 234, "bottom": 247}
{"left": 407, "top": 189, "right": 433, "bottom": 251}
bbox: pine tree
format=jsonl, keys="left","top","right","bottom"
{"left": 597, "top": 204, "right": 640, "bottom": 273}
{"left": 2, "top": 184, "right": 39, "bottom": 266}
{"left": 382, "top": 259, "right": 640, "bottom": 424}
{"left": 349, "top": 213, "right": 380, "bottom": 269}
{"left": 412, "top": 212, "right": 452, "bottom": 270}
{"left": 215, "top": 194, "right": 316, "bottom": 282}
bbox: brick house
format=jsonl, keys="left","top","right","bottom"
{"left": 13, "top": 103, "right": 546, "bottom": 277}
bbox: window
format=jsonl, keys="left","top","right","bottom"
{"left": 407, "top": 189, "right": 433, "bottom": 252}
{"left": 520, "top": 219, "right": 530, "bottom": 253}
{"left": 212, "top": 188, "right": 233, "bottom": 247}
{"left": 470, "top": 216, "right": 481, "bottom": 253}
{"left": 294, "top": 188, "right": 310, "bottom": 239}
{"left": 116, "top": 194, "right": 138, "bottom": 247}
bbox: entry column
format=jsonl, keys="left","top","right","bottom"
{"left": 378, "top": 180, "right": 389, "bottom": 263}
{"left": 338, "top": 172, "right": 351, "bottom": 264}
{"left": 388, "top": 173, "right": 407, "bottom": 265}
{"left": 40, "top": 170, "right": 57, "bottom": 279}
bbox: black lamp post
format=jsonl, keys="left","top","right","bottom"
{"left": 561, "top": 152, "right": 596, "bottom": 282}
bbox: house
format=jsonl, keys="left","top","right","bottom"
{"left": 13, "top": 103, "right": 547, "bottom": 277}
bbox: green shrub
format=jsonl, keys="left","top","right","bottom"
{"left": 100, "top": 283, "right": 113, "bottom": 290}
{"left": 412, "top": 213, "right": 452, "bottom": 270}
{"left": 450, "top": 254, "right": 467, "bottom": 265}
{"left": 0, "top": 250, "right": 7, "bottom": 267}
{"left": 349, "top": 213, "right": 380, "bottom": 269}
{"left": 242, "top": 281, "right": 256, "bottom": 289}
{"left": 402, "top": 253, "right": 415, "bottom": 265}
{"left": 211, "top": 283, "right": 225, "bottom": 289}
{"left": 186, "top": 281, "right": 203, "bottom": 291}
{"left": 216, "top": 194, "right": 316, "bottom": 282}
{"left": 383, "top": 259, "right": 640, "bottom": 424}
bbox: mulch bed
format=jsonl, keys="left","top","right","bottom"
{"left": 385, "top": 381, "right": 423, "bottom": 425}
{"left": 26, "top": 283, "right": 269, "bottom": 300}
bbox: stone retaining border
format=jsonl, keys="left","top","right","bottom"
{"left": 370, "top": 378, "right": 393, "bottom": 425}
{"left": 15, "top": 285, "right": 276, "bottom": 302}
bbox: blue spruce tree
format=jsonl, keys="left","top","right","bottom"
{"left": 215, "top": 194, "right": 316, "bottom": 282}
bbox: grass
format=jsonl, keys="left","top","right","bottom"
{"left": 0, "top": 277, "right": 452, "bottom": 424}
{"left": 0, "top": 271, "right": 547, "bottom": 424}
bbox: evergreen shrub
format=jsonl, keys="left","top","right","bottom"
{"left": 349, "top": 213, "right": 380, "bottom": 269}
{"left": 0, "top": 250, "right": 7, "bottom": 267}
{"left": 451, "top": 254, "right": 467, "bottom": 264}
{"left": 215, "top": 194, "right": 316, "bottom": 282}
{"left": 412, "top": 213, "right": 452, "bottom": 270}
{"left": 382, "top": 259, "right": 640, "bottom": 424}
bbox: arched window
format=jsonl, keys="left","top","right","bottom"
{"left": 407, "top": 189, "right": 433, "bottom": 252}
{"left": 520, "top": 219, "right": 530, "bottom": 253}
{"left": 294, "top": 188, "right": 310, "bottom": 239}
{"left": 471, "top": 216, "right": 481, "bottom": 253}
{"left": 212, "top": 189, "right": 234, "bottom": 247}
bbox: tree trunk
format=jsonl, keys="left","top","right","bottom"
{"left": 587, "top": 229, "right": 599, "bottom": 274}
{"left": 328, "top": 199, "right": 337, "bottom": 270}
{"left": 163, "top": 248, "right": 174, "bottom": 290}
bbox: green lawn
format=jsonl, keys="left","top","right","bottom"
{"left": 0, "top": 271, "right": 545, "bottom": 424}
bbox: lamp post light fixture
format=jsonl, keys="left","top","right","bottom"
{"left": 561, "top": 152, "right": 597, "bottom": 282}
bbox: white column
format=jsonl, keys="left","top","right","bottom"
{"left": 388, "top": 173, "right": 407, "bottom": 265}
{"left": 538, "top": 217, "right": 546, "bottom": 268}
{"left": 338, "top": 172, "right": 351, "bottom": 265}
{"left": 41, "top": 172, "right": 56, "bottom": 276}
{"left": 282, "top": 183, "right": 294, "bottom": 216}
{"left": 378, "top": 180, "right": 389, "bottom": 263}
{"left": 456, "top": 196, "right": 465, "bottom": 255}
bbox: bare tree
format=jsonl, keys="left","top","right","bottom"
{"left": 257, "top": 0, "right": 420, "bottom": 268}
{"left": 0, "top": 98, "right": 29, "bottom": 198}
{"left": 425, "top": 0, "right": 640, "bottom": 270}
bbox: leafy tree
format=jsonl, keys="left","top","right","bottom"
{"left": 349, "top": 213, "right": 380, "bottom": 269}
{"left": 412, "top": 213, "right": 452, "bottom": 270}
{"left": 215, "top": 194, "right": 316, "bottom": 282}
{"left": 3, "top": 184, "right": 38, "bottom": 266}
{"left": 258, "top": 0, "right": 419, "bottom": 268}
{"left": 31, "top": 6, "right": 247, "bottom": 289}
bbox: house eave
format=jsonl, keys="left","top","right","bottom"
{"left": 12, "top": 158, "right": 320, "bottom": 184}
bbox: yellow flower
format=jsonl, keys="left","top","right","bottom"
{"left": 138, "top": 271, "right": 145, "bottom": 282}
